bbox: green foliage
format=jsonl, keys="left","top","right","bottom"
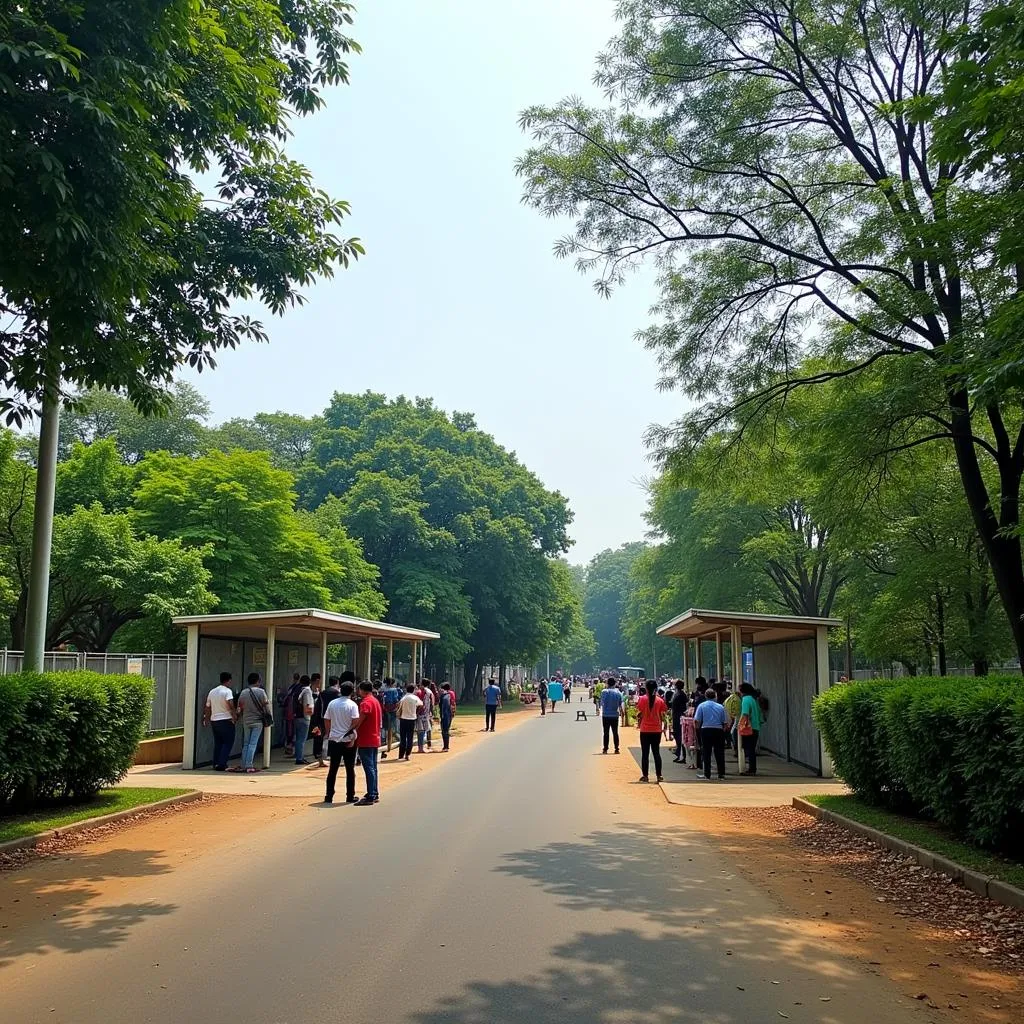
{"left": 0, "top": 671, "right": 153, "bottom": 809}
{"left": 132, "top": 449, "right": 380, "bottom": 619}
{"left": 206, "top": 411, "right": 323, "bottom": 470}
{"left": 582, "top": 543, "right": 648, "bottom": 670}
{"left": 0, "top": 1, "right": 362, "bottom": 421}
{"left": 813, "top": 676, "right": 1024, "bottom": 854}
{"left": 300, "top": 393, "right": 576, "bottom": 673}
{"left": 55, "top": 438, "right": 137, "bottom": 514}
{"left": 518, "top": 0, "right": 1024, "bottom": 664}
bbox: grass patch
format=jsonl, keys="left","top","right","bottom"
{"left": 0, "top": 787, "right": 191, "bottom": 843}
{"left": 805, "top": 794, "right": 1024, "bottom": 889}
{"left": 144, "top": 728, "right": 184, "bottom": 739}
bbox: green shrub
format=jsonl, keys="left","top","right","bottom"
{"left": 813, "top": 675, "right": 1024, "bottom": 855}
{"left": 0, "top": 671, "right": 153, "bottom": 810}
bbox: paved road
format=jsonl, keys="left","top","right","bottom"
{"left": 4, "top": 711, "right": 928, "bottom": 1024}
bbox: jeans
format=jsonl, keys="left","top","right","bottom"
{"left": 700, "top": 727, "right": 727, "bottom": 778}
{"left": 293, "top": 717, "right": 310, "bottom": 763}
{"left": 485, "top": 705, "right": 497, "bottom": 731}
{"left": 440, "top": 716, "right": 452, "bottom": 749}
{"left": 241, "top": 724, "right": 262, "bottom": 769}
{"left": 399, "top": 718, "right": 415, "bottom": 758}
{"left": 639, "top": 731, "right": 662, "bottom": 779}
{"left": 211, "top": 720, "right": 235, "bottom": 769}
{"left": 540, "top": 697, "right": 547, "bottom": 715}
{"left": 602, "top": 715, "right": 620, "bottom": 752}
{"left": 672, "top": 719, "right": 683, "bottom": 759}
{"left": 325, "top": 740, "right": 358, "bottom": 801}
{"left": 416, "top": 724, "right": 431, "bottom": 752}
{"left": 741, "top": 730, "right": 759, "bottom": 774}
{"left": 358, "top": 746, "right": 379, "bottom": 800}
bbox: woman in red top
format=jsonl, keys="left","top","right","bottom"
{"left": 636, "top": 679, "right": 668, "bottom": 783}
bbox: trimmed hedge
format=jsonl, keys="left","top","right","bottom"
{"left": 0, "top": 671, "right": 153, "bottom": 810}
{"left": 813, "top": 675, "right": 1024, "bottom": 855}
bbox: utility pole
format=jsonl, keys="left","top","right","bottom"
{"left": 546, "top": 650, "right": 550, "bottom": 677}
{"left": 845, "top": 612, "right": 853, "bottom": 680}
{"left": 23, "top": 389, "right": 62, "bottom": 671}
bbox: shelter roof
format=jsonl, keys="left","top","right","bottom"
{"left": 656, "top": 608, "right": 841, "bottom": 645}
{"left": 173, "top": 608, "right": 440, "bottom": 645}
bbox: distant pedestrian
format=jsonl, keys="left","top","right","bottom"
{"left": 310, "top": 674, "right": 337, "bottom": 768}
{"left": 204, "top": 671, "right": 237, "bottom": 771}
{"left": 724, "top": 686, "right": 741, "bottom": 757}
{"left": 671, "top": 679, "right": 688, "bottom": 763}
{"left": 397, "top": 683, "right": 422, "bottom": 760}
{"left": 683, "top": 702, "right": 698, "bottom": 768}
{"left": 439, "top": 682, "right": 456, "bottom": 751}
{"left": 599, "top": 681, "right": 623, "bottom": 754}
{"left": 564, "top": 681, "right": 571, "bottom": 704}
{"left": 323, "top": 678, "right": 360, "bottom": 804}
{"left": 739, "top": 682, "right": 763, "bottom": 776}
{"left": 538, "top": 678, "right": 548, "bottom": 716}
{"left": 636, "top": 680, "right": 668, "bottom": 783}
{"left": 292, "top": 674, "right": 315, "bottom": 765}
{"left": 279, "top": 671, "right": 301, "bottom": 755}
{"left": 416, "top": 680, "right": 434, "bottom": 752}
{"left": 355, "top": 681, "right": 382, "bottom": 805}
{"left": 235, "top": 672, "right": 270, "bottom": 774}
{"left": 484, "top": 678, "right": 502, "bottom": 731}
{"left": 694, "top": 688, "right": 730, "bottom": 781}
{"left": 380, "top": 677, "right": 402, "bottom": 759}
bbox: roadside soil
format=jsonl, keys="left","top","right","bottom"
{"left": 599, "top": 740, "right": 1023, "bottom": 1024}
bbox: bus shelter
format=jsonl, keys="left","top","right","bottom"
{"left": 656, "top": 609, "right": 841, "bottom": 776}
{"left": 174, "top": 608, "right": 441, "bottom": 769}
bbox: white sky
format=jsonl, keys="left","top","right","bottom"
{"left": 183, "top": 0, "right": 685, "bottom": 562}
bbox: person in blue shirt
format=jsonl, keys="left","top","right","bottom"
{"left": 379, "top": 678, "right": 402, "bottom": 759}
{"left": 483, "top": 678, "right": 502, "bottom": 732}
{"left": 599, "top": 682, "right": 624, "bottom": 754}
{"left": 694, "top": 690, "right": 731, "bottom": 780}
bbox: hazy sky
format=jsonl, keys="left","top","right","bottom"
{"left": 183, "top": 0, "right": 685, "bottom": 563}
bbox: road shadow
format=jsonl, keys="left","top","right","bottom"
{"left": 0, "top": 847, "right": 175, "bottom": 967}
{"left": 410, "top": 823, "right": 886, "bottom": 1024}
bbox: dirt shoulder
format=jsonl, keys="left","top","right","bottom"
{"left": 599, "top": 740, "right": 1022, "bottom": 1024}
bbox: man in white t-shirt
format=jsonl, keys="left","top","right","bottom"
{"left": 203, "top": 671, "right": 237, "bottom": 771}
{"left": 323, "top": 676, "right": 361, "bottom": 804}
{"left": 396, "top": 682, "right": 422, "bottom": 761}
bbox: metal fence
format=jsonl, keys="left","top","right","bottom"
{"left": 0, "top": 650, "right": 187, "bottom": 733}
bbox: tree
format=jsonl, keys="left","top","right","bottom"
{"left": 518, "top": 0, "right": 1024, "bottom": 663}
{"left": 132, "top": 449, "right": 382, "bottom": 617}
{"left": 55, "top": 438, "right": 136, "bottom": 515}
{"left": 59, "top": 383, "right": 211, "bottom": 464}
{"left": 1, "top": 0, "right": 362, "bottom": 667}
{"left": 206, "top": 411, "right": 324, "bottom": 470}
{"left": 301, "top": 393, "right": 575, "bottom": 686}
{"left": 582, "top": 543, "right": 648, "bottom": 669}
{"left": 39, "top": 506, "right": 215, "bottom": 651}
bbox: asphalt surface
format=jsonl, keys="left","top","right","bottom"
{"left": 3, "top": 708, "right": 929, "bottom": 1024}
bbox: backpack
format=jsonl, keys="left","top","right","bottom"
{"left": 292, "top": 686, "right": 306, "bottom": 718}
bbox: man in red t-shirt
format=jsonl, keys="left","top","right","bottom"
{"left": 355, "top": 681, "right": 382, "bottom": 805}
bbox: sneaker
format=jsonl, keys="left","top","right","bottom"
{"left": 323, "top": 797, "right": 333, "bottom": 804}
{"left": 373, "top": 797, "right": 380, "bottom": 804}
{"left": 602, "top": 749, "right": 608, "bottom": 754}
{"left": 355, "top": 797, "right": 374, "bottom": 806}
{"left": 346, "top": 796, "right": 359, "bottom": 803}
{"left": 699, "top": 775, "right": 711, "bottom": 782}
{"left": 614, "top": 749, "right": 620, "bottom": 754}
{"left": 638, "top": 776, "right": 649, "bottom": 783}
{"left": 656, "top": 776, "right": 664, "bottom": 782}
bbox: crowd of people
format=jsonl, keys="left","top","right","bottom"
{"left": 556, "top": 672, "right": 769, "bottom": 782}
{"left": 202, "top": 670, "right": 459, "bottom": 806}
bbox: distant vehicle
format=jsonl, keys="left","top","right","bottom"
{"left": 616, "top": 666, "right": 644, "bottom": 680}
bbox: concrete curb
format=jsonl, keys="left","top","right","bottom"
{"left": 792, "top": 797, "right": 1024, "bottom": 911}
{"left": 0, "top": 790, "right": 202, "bottom": 856}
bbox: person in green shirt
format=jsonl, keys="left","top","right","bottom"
{"left": 738, "top": 682, "right": 763, "bottom": 775}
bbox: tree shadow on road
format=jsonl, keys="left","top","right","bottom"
{"left": 411, "top": 823, "right": 894, "bottom": 1024}
{"left": 0, "top": 847, "right": 175, "bottom": 967}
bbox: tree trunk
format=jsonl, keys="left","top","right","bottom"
{"left": 935, "top": 593, "right": 947, "bottom": 676}
{"left": 948, "top": 388, "right": 1024, "bottom": 664}
{"left": 973, "top": 658, "right": 989, "bottom": 676}
{"left": 461, "top": 653, "right": 479, "bottom": 703}
{"left": 498, "top": 663, "right": 507, "bottom": 697}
